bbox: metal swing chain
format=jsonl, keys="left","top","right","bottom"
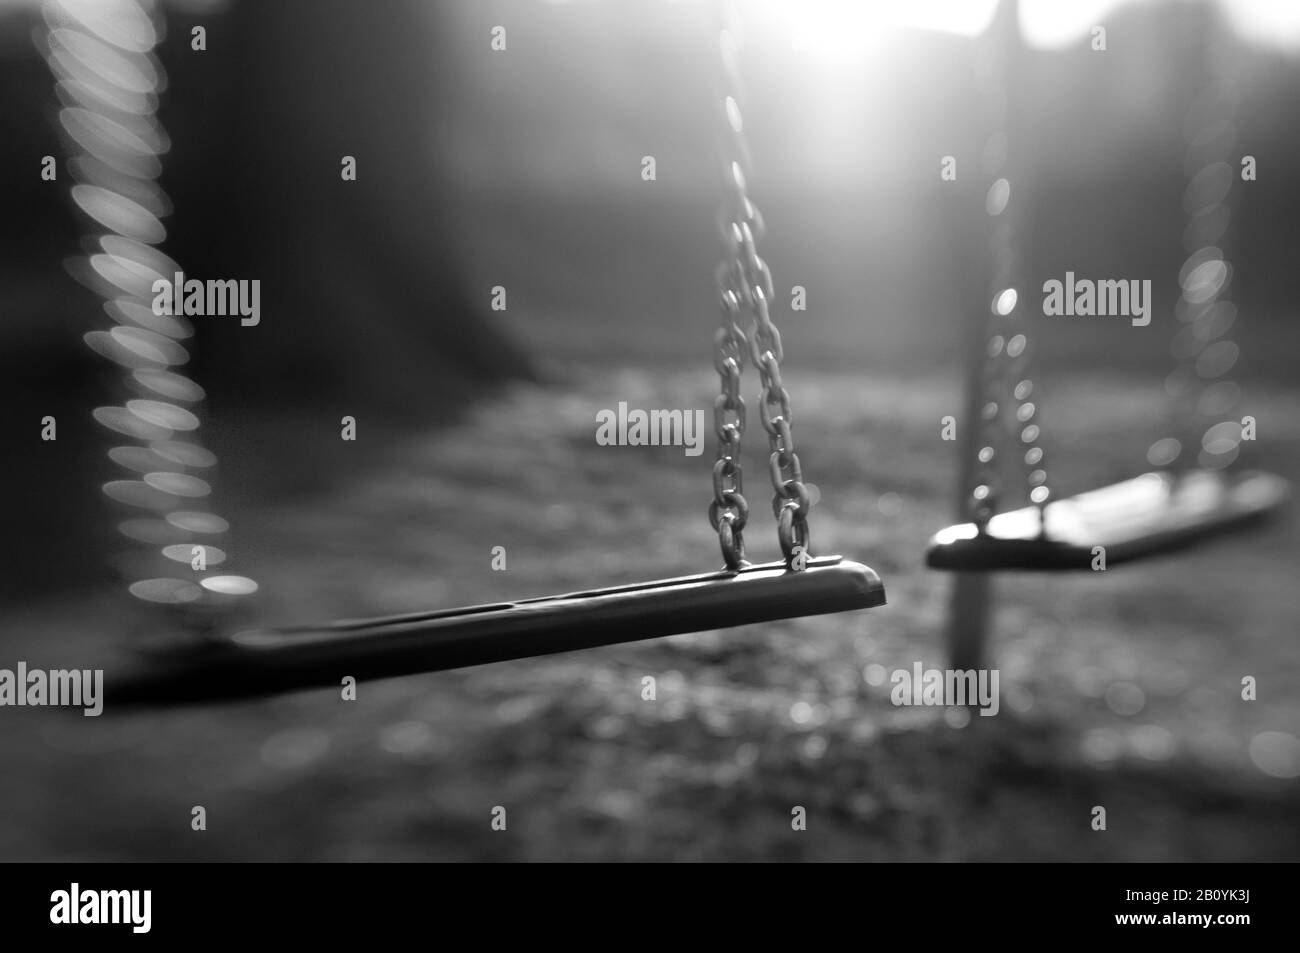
{"left": 1151, "top": 39, "right": 1246, "bottom": 476}
{"left": 710, "top": 10, "right": 812, "bottom": 570}
{"left": 965, "top": 11, "right": 1051, "bottom": 533}
{"left": 40, "top": 0, "right": 256, "bottom": 615}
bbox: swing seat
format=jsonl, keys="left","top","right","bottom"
{"left": 115, "top": 556, "right": 885, "bottom": 703}
{"left": 926, "top": 469, "right": 1289, "bottom": 571}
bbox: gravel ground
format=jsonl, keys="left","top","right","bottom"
{"left": 2, "top": 365, "right": 1297, "bottom": 861}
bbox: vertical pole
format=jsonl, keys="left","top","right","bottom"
{"left": 948, "top": 389, "right": 994, "bottom": 672}
{"left": 945, "top": 0, "right": 1023, "bottom": 671}
{"left": 947, "top": 570, "right": 993, "bottom": 678}
{"left": 948, "top": 250, "right": 994, "bottom": 669}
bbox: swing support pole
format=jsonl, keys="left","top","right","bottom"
{"left": 943, "top": 0, "right": 1024, "bottom": 671}
{"left": 948, "top": 274, "right": 994, "bottom": 670}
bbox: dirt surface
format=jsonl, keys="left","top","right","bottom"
{"left": 2, "top": 366, "right": 1298, "bottom": 861}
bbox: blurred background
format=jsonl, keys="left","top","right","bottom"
{"left": 0, "top": 0, "right": 1297, "bottom": 861}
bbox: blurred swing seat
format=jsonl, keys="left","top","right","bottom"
{"left": 115, "top": 556, "right": 886, "bottom": 704}
{"left": 926, "top": 469, "right": 1289, "bottom": 571}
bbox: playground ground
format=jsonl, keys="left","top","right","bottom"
{"left": 2, "top": 365, "right": 1297, "bottom": 861}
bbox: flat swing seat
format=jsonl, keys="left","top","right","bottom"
{"left": 115, "top": 556, "right": 885, "bottom": 704}
{"left": 926, "top": 469, "right": 1290, "bottom": 572}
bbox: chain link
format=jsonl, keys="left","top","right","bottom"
{"left": 41, "top": 0, "right": 256, "bottom": 613}
{"left": 1151, "top": 68, "right": 1244, "bottom": 474}
{"left": 966, "top": 18, "right": 1050, "bottom": 534}
{"left": 712, "top": 7, "right": 812, "bottom": 568}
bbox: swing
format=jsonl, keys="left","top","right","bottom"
{"left": 116, "top": 557, "right": 882, "bottom": 704}
{"left": 928, "top": 470, "right": 1289, "bottom": 571}
{"left": 924, "top": 4, "right": 1289, "bottom": 573}
{"left": 43, "top": 0, "right": 885, "bottom": 702}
